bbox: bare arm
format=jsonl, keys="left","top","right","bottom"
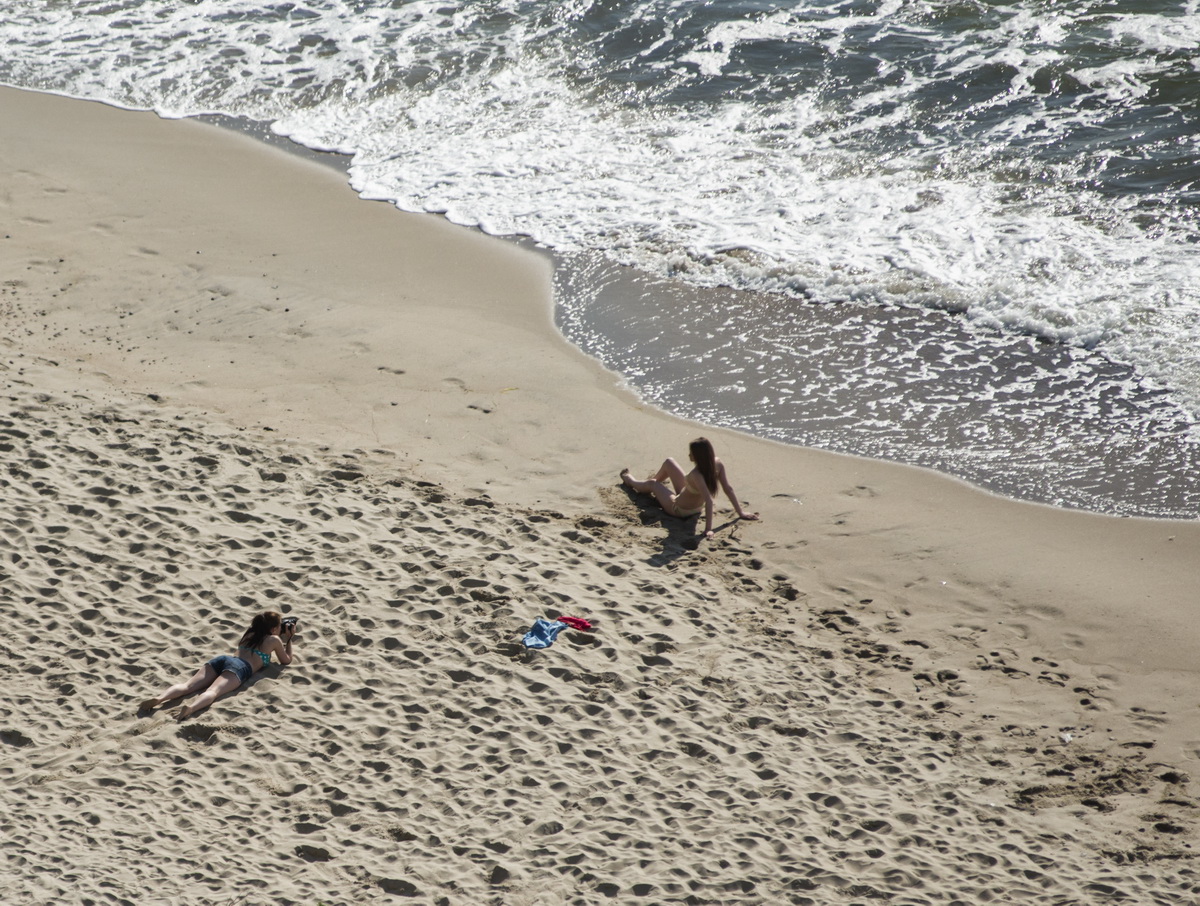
{"left": 267, "top": 627, "right": 296, "bottom": 666}
{"left": 717, "top": 460, "right": 760, "bottom": 521}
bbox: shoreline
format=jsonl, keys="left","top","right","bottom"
{"left": 212, "top": 104, "right": 1200, "bottom": 521}
{"left": 3, "top": 85, "right": 1200, "bottom": 903}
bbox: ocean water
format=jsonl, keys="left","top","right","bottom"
{"left": 4, "top": 0, "right": 1199, "bottom": 517}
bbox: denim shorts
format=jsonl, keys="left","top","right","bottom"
{"left": 208, "top": 654, "right": 253, "bottom": 685}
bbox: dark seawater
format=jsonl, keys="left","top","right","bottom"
{"left": 4, "top": 0, "right": 1199, "bottom": 517}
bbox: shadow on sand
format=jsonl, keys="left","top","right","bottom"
{"left": 618, "top": 484, "right": 740, "bottom": 567}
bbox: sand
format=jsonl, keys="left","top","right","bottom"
{"left": 2, "top": 85, "right": 1199, "bottom": 905}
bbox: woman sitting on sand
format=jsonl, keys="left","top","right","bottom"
{"left": 138, "top": 610, "right": 297, "bottom": 720}
{"left": 621, "top": 437, "right": 760, "bottom": 540}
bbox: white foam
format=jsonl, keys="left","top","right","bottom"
{"left": 3, "top": 0, "right": 1200, "bottom": 426}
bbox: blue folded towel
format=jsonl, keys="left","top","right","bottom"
{"left": 522, "top": 618, "right": 567, "bottom": 649}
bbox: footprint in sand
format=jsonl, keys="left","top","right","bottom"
{"left": 842, "top": 485, "right": 880, "bottom": 498}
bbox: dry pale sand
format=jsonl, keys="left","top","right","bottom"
{"left": 2, "top": 86, "right": 1200, "bottom": 905}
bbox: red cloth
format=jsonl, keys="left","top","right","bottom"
{"left": 558, "top": 616, "right": 595, "bottom": 632}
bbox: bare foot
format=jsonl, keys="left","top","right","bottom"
{"left": 137, "top": 698, "right": 160, "bottom": 714}
{"left": 175, "top": 704, "right": 195, "bottom": 722}
{"left": 619, "top": 467, "right": 631, "bottom": 486}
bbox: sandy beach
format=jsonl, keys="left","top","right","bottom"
{"left": 2, "top": 86, "right": 1199, "bottom": 904}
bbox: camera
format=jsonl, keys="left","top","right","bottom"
{"left": 281, "top": 616, "right": 299, "bottom": 634}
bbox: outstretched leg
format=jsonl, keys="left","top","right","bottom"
{"left": 621, "top": 460, "right": 682, "bottom": 515}
{"left": 176, "top": 671, "right": 244, "bottom": 721}
{"left": 139, "top": 664, "right": 217, "bottom": 713}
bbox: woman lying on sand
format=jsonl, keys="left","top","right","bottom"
{"left": 138, "top": 610, "right": 297, "bottom": 720}
{"left": 621, "top": 437, "right": 760, "bottom": 540}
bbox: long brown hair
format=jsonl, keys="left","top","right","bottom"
{"left": 690, "top": 437, "right": 717, "bottom": 492}
{"left": 239, "top": 611, "right": 282, "bottom": 649}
